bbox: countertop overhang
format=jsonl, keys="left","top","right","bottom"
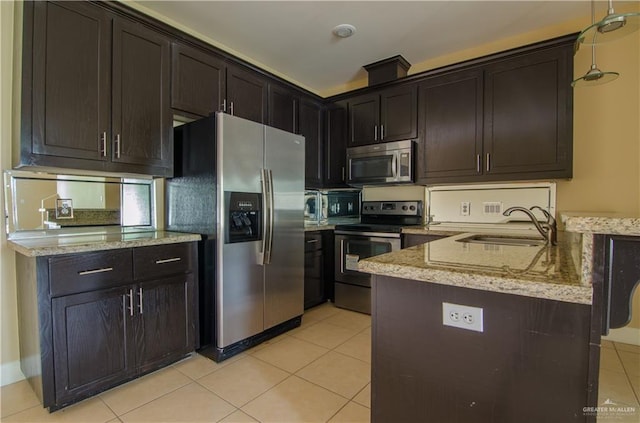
{"left": 7, "top": 229, "right": 201, "bottom": 257}
{"left": 359, "top": 230, "right": 590, "bottom": 304}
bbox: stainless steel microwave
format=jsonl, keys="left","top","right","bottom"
{"left": 346, "top": 139, "right": 414, "bottom": 186}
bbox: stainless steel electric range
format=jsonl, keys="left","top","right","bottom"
{"left": 333, "top": 200, "right": 423, "bottom": 314}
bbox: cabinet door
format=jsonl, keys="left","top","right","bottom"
{"left": 135, "top": 274, "right": 196, "bottom": 373}
{"left": 304, "top": 249, "right": 324, "bottom": 309}
{"left": 52, "top": 287, "right": 134, "bottom": 404}
{"left": 269, "top": 83, "right": 298, "bottom": 133}
{"left": 30, "top": 1, "right": 111, "bottom": 162}
{"left": 226, "top": 63, "right": 268, "bottom": 124}
{"left": 171, "top": 42, "right": 225, "bottom": 117}
{"left": 483, "top": 45, "right": 572, "bottom": 178}
{"left": 299, "top": 99, "right": 324, "bottom": 188}
{"left": 380, "top": 85, "right": 417, "bottom": 142}
{"left": 417, "top": 69, "right": 483, "bottom": 183}
{"left": 325, "top": 102, "right": 349, "bottom": 187}
{"left": 349, "top": 93, "right": 379, "bottom": 146}
{"left": 112, "top": 18, "right": 172, "bottom": 173}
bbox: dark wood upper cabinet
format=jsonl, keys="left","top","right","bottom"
{"left": 268, "top": 83, "right": 298, "bottom": 133}
{"left": 21, "top": 1, "right": 173, "bottom": 177}
{"left": 379, "top": 85, "right": 418, "bottom": 142}
{"left": 415, "top": 37, "right": 574, "bottom": 184}
{"left": 417, "top": 68, "right": 483, "bottom": 182}
{"left": 29, "top": 1, "right": 111, "bottom": 162}
{"left": 325, "top": 101, "right": 349, "bottom": 187}
{"left": 171, "top": 42, "right": 225, "bottom": 118}
{"left": 348, "top": 85, "right": 417, "bottom": 146}
{"left": 298, "top": 99, "right": 323, "bottom": 188}
{"left": 111, "top": 18, "right": 172, "bottom": 171}
{"left": 483, "top": 45, "right": 573, "bottom": 178}
{"left": 226, "top": 63, "right": 268, "bottom": 124}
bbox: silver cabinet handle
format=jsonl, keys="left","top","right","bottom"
{"left": 138, "top": 287, "right": 143, "bottom": 314}
{"left": 230, "top": 101, "right": 234, "bottom": 116}
{"left": 115, "top": 134, "right": 121, "bottom": 159}
{"left": 155, "top": 257, "right": 181, "bottom": 264}
{"left": 127, "top": 288, "right": 134, "bottom": 317}
{"left": 78, "top": 267, "right": 113, "bottom": 276}
{"left": 374, "top": 125, "right": 378, "bottom": 141}
{"left": 222, "top": 99, "right": 227, "bottom": 112}
{"left": 486, "top": 153, "right": 491, "bottom": 172}
{"left": 381, "top": 124, "right": 384, "bottom": 140}
{"left": 342, "top": 166, "right": 345, "bottom": 182}
{"left": 100, "top": 132, "right": 107, "bottom": 157}
{"left": 476, "top": 154, "right": 481, "bottom": 173}
{"left": 306, "top": 239, "right": 319, "bottom": 244}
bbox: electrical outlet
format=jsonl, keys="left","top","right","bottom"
{"left": 460, "top": 201, "right": 471, "bottom": 216}
{"left": 442, "top": 302, "right": 484, "bottom": 332}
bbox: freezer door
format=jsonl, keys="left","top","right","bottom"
{"left": 216, "top": 113, "right": 265, "bottom": 348}
{"left": 263, "top": 125, "right": 305, "bottom": 329}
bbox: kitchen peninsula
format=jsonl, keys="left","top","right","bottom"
{"left": 360, "top": 215, "right": 640, "bottom": 423}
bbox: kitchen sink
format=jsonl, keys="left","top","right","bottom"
{"left": 456, "top": 234, "right": 547, "bottom": 247}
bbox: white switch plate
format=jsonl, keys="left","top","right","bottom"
{"left": 442, "top": 302, "right": 484, "bottom": 332}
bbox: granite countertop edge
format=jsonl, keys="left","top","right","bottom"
{"left": 560, "top": 213, "right": 640, "bottom": 236}
{"left": 8, "top": 231, "right": 202, "bottom": 257}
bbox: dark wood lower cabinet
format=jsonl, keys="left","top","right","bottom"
{"left": 371, "top": 274, "right": 599, "bottom": 423}
{"left": 16, "top": 242, "right": 197, "bottom": 411}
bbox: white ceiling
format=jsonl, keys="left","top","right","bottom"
{"left": 135, "top": 1, "right": 633, "bottom": 96}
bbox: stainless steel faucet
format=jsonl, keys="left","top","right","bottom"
{"left": 502, "top": 206, "right": 557, "bottom": 245}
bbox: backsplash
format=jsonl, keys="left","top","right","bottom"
{"left": 4, "top": 170, "right": 154, "bottom": 235}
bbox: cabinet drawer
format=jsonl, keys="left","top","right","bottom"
{"left": 305, "top": 232, "right": 323, "bottom": 252}
{"left": 49, "top": 249, "right": 133, "bottom": 297}
{"left": 133, "top": 242, "right": 194, "bottom": 280}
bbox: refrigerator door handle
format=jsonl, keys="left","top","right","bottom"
{"left": 264, "top": 169, "right": 275, "bottom": 264}
{"left": 260, "top": 168, "right": 269, "bottom": 264}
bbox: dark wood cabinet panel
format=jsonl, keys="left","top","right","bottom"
{"left": 324, "top": 102, "right": 349, "bottom": 187}
{"left": 171, "top": 42, "right": 225, "bottom": 117}
{"left": 30, "top": 1, "right": 111, "bottom": 162}
{"left": 268, "top": 83, "right": 298, "bottom": 133}
{"left": 483, "top": 45, "right": 572, "bottom": 178}
{"left": 379, "top": 84, "right": 418, "bottom": 142}
{"left": 136, "top": 274, "right": 196, "bottom": 373}
{"left": 304, "top": 232, "right": 324, "bottom": 309}
{"left": 349, "top": 93, "right": 379, "bottom": 146}
{"left": 112, "top": 18, "right": 172, "bottom": 171}
{"left": 417, "top": 69, "right": 483, "bottom": 182}
{"left": 21, "top": 1, "right": 174, "bottom": 177}
{"left": 299, "top": 99, "right": 324, "bottom": 188}
{"left": 372, "top": 275, "right": 596, "bottom": 423}
{"left": 52, "top": 286, "right": 134, "bottom": 405}
{"left": 603, "top": 235, "right": 640, "bottom": 332}
{"left": 348, "top": 85, "right": 417, "bottom": 146}
{"left": 226, "top": 63, "right": 267, "bottom": 124}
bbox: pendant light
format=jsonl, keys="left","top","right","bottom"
{"left": 572, "top": 0, "right": 619, "bottom": 87}
{"left": 576, "top": 0, "right": 640, "bottom": 49}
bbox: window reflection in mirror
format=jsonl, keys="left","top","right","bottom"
{"left": 4, "top": 171, "right": 153, "bottom": 234}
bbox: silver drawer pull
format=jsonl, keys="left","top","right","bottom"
{"left": 78, "top": 267, "right": 113, "bottom": 276}
{"left": 155, "top": 257, "right": 181, "bottom": 264}
{"left": 306, "top": 239, "right": 319, "bottom": 244}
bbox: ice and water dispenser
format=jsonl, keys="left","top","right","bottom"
{"left": 225, "top": 192, "right": 262, "bottom": 244}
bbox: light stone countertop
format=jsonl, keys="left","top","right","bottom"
{"left": 359, "top": 231, "right": 591, "bottom": 305}
{"left": 7, "top": 230, "right": 201, "bottom": 257}
{"left": 304, "top": 224, "right": 335, "bottom": 232}
{"left": 561, "top": 212, "right": 640, "bottom": 236}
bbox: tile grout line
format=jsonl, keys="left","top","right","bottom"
{"left": 613, "top": 342, "right": 640, "bottom": 405}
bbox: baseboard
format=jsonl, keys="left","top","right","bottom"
{"left": 1, "top": 360, "right": 25, "bottom": 386}
{"left": 603, "top": 327, "right": 640, "bottom": 346}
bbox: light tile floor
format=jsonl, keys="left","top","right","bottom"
{"left": 1, "top": 302, "right": 639, "bottom": 422}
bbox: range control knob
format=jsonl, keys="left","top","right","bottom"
{"left": 402, "top": 205, "right": 408, "bottom": 211}
{"left": 410, "top": 205, "right": 416, "bottom": 211}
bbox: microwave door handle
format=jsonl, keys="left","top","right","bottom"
{"left": 392, "top": 153, "right": 398, "bottom": 179}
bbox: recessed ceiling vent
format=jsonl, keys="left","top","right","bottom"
{"left": 363, "top": 55, "right": 411, "bottom": 86}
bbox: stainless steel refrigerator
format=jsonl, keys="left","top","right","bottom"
{"left": 166, "top": 112, "right": 305, "bottom": 361}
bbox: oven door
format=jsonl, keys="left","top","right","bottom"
{"left": 335, "top": 233, "right": 401, "bottom": 286}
